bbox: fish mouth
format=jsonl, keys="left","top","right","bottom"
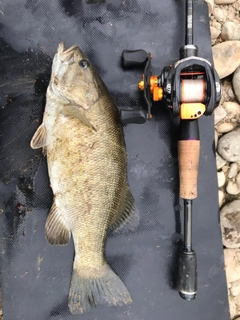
{"left": 57, "top": 42, "right": 81, "bottom": 63}
{"left": 58, "top": 42, "right": 79, "bottom": 54}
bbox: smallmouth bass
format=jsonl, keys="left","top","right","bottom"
{"left": 30, "top": 42, "right": 138, "bottom": 314}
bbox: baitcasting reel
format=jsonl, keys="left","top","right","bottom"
{"left": 120, "top": 45, "right": 221, "bottom": 124}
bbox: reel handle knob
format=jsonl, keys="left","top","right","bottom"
{"left": 121, "top": 50, "right": 149, "bottom": 67}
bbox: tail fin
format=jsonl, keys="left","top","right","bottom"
{"left": 68, "top": 264, "right": 132, "bottom": 314}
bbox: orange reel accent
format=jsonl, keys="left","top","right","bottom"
{"left": 180, "top": 103, "right": 206, "bottom": 120}
{"left": 138, "top": 75, "right": 163, "bottom": 101}
{"left": 149, "top": 76, "right": 158, "bottom": 93}
{"left": 138, "top": 80, "right": 144, "bottom": 90}
{"left": 153, "top": 87, "right": 163, "bottom": 101}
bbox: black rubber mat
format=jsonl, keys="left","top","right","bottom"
{"left": 0, "top": 0, "right": 230, "bottom": 319}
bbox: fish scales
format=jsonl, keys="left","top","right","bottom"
{"left": 30, "top": 42, "right": 138, "bottom": 314}
{"left": 48, "top": 95, "right": 126, "bottom": 266}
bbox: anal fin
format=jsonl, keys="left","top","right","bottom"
{"left": 30, "top": 123, "right": 47, "bottom": 149}
{"left": 45, "top": 200, "right": 71, "bottom": 245}
{"left": 110, "top": 186, "right": 139, "bottom": 233}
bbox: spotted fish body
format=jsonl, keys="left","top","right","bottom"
{"left": 30, "top": 43, "right": 137, "bottom": 314}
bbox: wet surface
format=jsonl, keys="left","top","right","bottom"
{"left": 0, "top": 0, "right": 229, "bottom": 319}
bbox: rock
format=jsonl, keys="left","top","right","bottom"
{"left": 212, "top": 20, "right": 222, "bottom": 31}
{"left": 221, "top": 21, "right": 240, "bottom": 41}
{"left": 212, "top": 7, "right": 225, "bottom": 22}
{"left": 214, "top": 130, "right": 218, "bottom": 149}
{"left": 224, "top": 247, "right": 240, "bottom": 283}
{"left": 228, "top": 87, "right": 235, "bottom": 100}
{"left": 218, "top": 189, "right": 224, "bottom": 207}
{"left": 226, "top": 181, "right": 240, "bottom": 195}
{"left": 236, "top": 172, "right": 240, "bottom": 188}
{"left": 205, "top": 0, "right": 214, "bottom": 14}
{"left": 216, "top": 152, "right": 227, "bottom": 170}
{"left": 231, "top": 287, "right": 240, "bottom": 297}
{"left": 222, "top": 165, "right": 229, "bottom": 173}
{"left": 224, "top": 248, "right": 240, "bottom": 282}
{"left": 212, "top": 41, "right": 240, "bottom": 79}
{"left": 228, "top": 163, "right": 239, "bottom": 178}
{"left": 217, "top": 122, "right": 237, "bottom": 133}
{"left": 214, "top": 105, "right": 227, "bottom": 124}
{"left": 229, "top": 297, "right": 237, "bottom": 319}
{"left": 223, "top": 101, "right": 240, "bottom": 120}
{"left": 217, "top": 171, "right": 226, "bottom": 187}
{"left": 233, "top": 1, "right": 240, "bottom": 11}
{"left": 220, "top": 80, "right": 233, "bottom": 104}
{"left": 228, "top": 297, "right": 237, "bottom": 320}
{"left": 221, "top": 201, "right": 240, "bottom": 248}
{"left": 230, "top": 279, "right": 240, "bottom": 297}
{"left": 214, "top": 0, "right": 237, "bottom": 4}
{"left": 210, "top": 26, "right": 221, "bottom": 40}
{"left": 233, "top": 294, "right": 240, "bottom": 307}
{"left": 215, "top": 130, "right": 218, "bottom": 149}
{"left": 218, "top": 129, "right": 240, "bottom": 162}
{"left": 233, "top": 67, "right": 240, "bottom": 103}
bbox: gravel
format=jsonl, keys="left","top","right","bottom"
{"left": 211, "top": 0, "right": 240, "bottom": 318}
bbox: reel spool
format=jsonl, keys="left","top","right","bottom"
{"left": 181, "top": 79, "right": 206, "bottom": 104}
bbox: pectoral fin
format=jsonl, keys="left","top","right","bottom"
{"left": 62, "top": 106, "right": 96, "bottom": 132}
{"left": 45, "top": 200, "right": 71, "bottom": 245}
{"left": 30, "top": 123, "right": 47, "bottom": 149}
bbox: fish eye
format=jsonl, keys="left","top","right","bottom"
{"left": 79, "top": 59, "right": 89, "bottom": 69}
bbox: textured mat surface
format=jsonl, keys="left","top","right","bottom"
{"left": 0, "top": 0, "right": 230, "bottom": 319}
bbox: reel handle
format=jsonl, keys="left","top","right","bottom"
{"left": 121, "top": 49, "right": 149, "bottom": 68}
{"left": 120, "top": 109, "right": 148, "bottom": 124}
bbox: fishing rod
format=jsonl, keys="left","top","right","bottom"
{"left": 120, "top": 0, "right": 221, "bottom": 300}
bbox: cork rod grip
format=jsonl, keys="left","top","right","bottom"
{"left": 178, "top": 140, "right": 200, "bottom": 199}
